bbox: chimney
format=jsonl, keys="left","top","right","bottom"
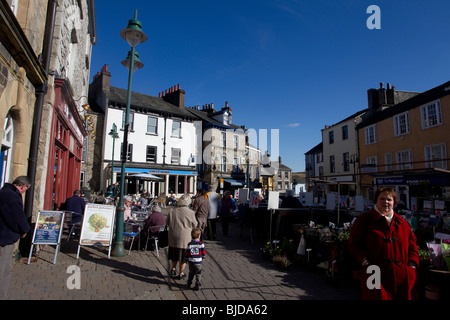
{"left": 367, "top": 81, "right": 396, "bottom": 111}
{"left": 161, "top": 84, "right": 185, "bottom": 108}
{"left": 89, "top": 64, "right": 111, "bottom": 100}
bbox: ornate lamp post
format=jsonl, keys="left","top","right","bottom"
{"left": 111, "top": 10, "right": 147, "bottom": 257}
{"left": 108, "top": 123, "right": 119, "bottom": 196}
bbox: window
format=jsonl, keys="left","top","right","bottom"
{"left": 330, "top": 155, "right": 335, "bottom": 173}
{"left": 122, "top": 111, "right": 134, "bottom": 131}
{"left": 171, "top": 148, "right": 181, "bottom": 165}
{"left": 365, "top": 125, "right": 377, "bottom": 144}
{"left": 147, "top": 116, "right": 158, "bottom": 134}
{"left": 394, "top": 112, "right": 410, "bottom": 136}
{"left": 221, "top": 132, "right": 226, "bottom": 147}
{"left": 421, "top": 100, "right": 442, "bottom": 129}
{"left": 384, "top": 153, "right": 393, "bottom": 172}
{"left": 223, "top": 112, "right": 229, "bottom": 125}
{"left": 396, "top": 149, "right": 413, "bottom": 170}
{"left": 233, "top": 135, "right": 239, "bottom": 149}
{"left": 121, "top": 143, "right": 133, "bottom": 161}
{"left": 329, "top": 131, "right": 334, "bottom": 144}
{"left": 146, "top": 146, "right": 157, "bottom": 163}
{"left": 425, "top": 143, "right": 447, "bottom": 169}
{"left": 366, "top": 156, "right": 378, "bottom": 172}
{"left": 221, "top": 156, "right": 227, "bottom": 172}
{"left": 80, "top": 171, "right": 86, "bottom": 189}
{"left": 233, "top": 157, "right": 239, "bottom": 172}
{"left": 316, "top": 152, "right": 323, "bottom": 163}
{"left": 171, "top": 121, "right": 181, "bottom": 137}
{"left": 342, "top": 125, "right": 348, "bottom": 140}
{"left": 81, "top": 136, "right": 88, "bottom": 163}
{"left": 343, "top": 152, "right": 350, "bottom": 172}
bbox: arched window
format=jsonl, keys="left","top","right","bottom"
{"left": 1, "top": 114, "right": 14, "bottom": 186}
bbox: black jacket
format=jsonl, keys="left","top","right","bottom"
{"left": 0, "top": 183, "right": 30, "bottom": 246}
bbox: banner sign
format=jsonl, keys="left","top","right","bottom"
{"left": 77, "top": 204, "right": 116, "bottom": 259}
{"left": 28, "top": 211, "right": 65, "bottom": 264}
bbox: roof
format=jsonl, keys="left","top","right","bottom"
{"left": 105, "top": 86, "right": 197, "bottom": 120}
{"left": 186, "top": 107, "right": 245, "bottom": 131}
{"left": 305, "top": 142, "right": 323, "bottom": 155}
{"left": 357, "top": 80, "right": 450, "bottom": 129}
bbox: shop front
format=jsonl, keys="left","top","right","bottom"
{"left": 44, "top": 78, "right": 87, "bottom": 210}
{"left": 375, "top": 169, "right": 450, "bottom": 213}
{"left": 112, "top": 167, "right": 197, "bottom": 197}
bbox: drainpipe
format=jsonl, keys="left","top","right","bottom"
{"left": 25, "top": 0, "right": 58, "bottom": 219}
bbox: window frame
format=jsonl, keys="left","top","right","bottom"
{"left": 365, "top": 125, "right": 377, "bottom": 145}
{"left": 393, "top": 111, "right": 410, "bottom": 136}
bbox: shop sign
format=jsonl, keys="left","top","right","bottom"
{"left": 375, "top": 176, "right": 404, "bottom": 185}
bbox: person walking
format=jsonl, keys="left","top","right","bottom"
{"left": 192, "top": 188, "right": 210, "bottom": 238}
{"left": 185, "top": 228, "right": 206, "bottom": 291}
{"left": 347, "top": 187, "right": 419, "bottom": 300}
{"left": 166, "top": 194, "right": 197, "bottom": 279}
{"left": 0, "top": 176, "right": 31, "bottom": 299}
{"left": 205, "top": 185, "right": 220, "bottom": 240}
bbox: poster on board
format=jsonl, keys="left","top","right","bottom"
{"left": 28, "top": 211, "right": 65, "bottom": 264}
{"left": 77, "top": 204, "right": 115, "bottom": 259}
{"left": 267, "top": 191, "right": 279, "bottom": 210}
{"left": 249, "top": 191, "right": 260, "bottom": 208}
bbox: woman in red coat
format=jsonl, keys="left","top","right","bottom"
{"left": 347, "top": 187, "right": 419, "bottom": 300}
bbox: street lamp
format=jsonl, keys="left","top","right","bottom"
{"left": 108, "top": 123, "right": 119, "bottom": 197}
{"left": 111, "top": 10, "right": 147, "bottom": 257}
{"left": 350, "top": 154, "right": 359, "bottom": 195}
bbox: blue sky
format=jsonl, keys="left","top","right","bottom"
{"left": 90, "top": 0, "right": 450, "bottom": 172}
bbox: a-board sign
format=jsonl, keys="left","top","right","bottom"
{"left": 28, "top": 210, "right": 65, "bottom": 264}
{"left": 267, "top": 191, "right": 279, "bottom": 210}
{"left": 77, "top": 204, "right": 116, "bottom": 259}
{"left": 249, "top": 191, "right": 260, "bottom": 208}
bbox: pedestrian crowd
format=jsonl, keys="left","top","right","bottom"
{"left": 0, "top": 174, "right": 420, "bottom": 300}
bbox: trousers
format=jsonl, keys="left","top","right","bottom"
{"left": 187, "top": 262, "right": 203, "bottom": 288}
{"left": 0, "top": 244, "right": 15, "bottom": 299}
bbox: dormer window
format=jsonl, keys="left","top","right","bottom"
{"left": 223, "top": 112, "right": 229, "bottom": 125}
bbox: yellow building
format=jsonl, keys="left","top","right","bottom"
{"left": 357, "top": 81, "right": 450, "bottom": 211}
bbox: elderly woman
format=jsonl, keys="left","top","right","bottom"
{"left": 166, "top": 194, "right": 197, "bottom": 279}
{"left": 347, "top": 187, "right": 419, "bottom": 300}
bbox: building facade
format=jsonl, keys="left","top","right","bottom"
{"left": 40, "top": 0, "right": 96, "bottom": 211}
{"left": 187, "top": 102, "right": 248, "bottom": 195}
{"left": 0, "top": 0, "right": 46, "bottom": 193}
{"left": 321, "top": 110, "right": 366, "bottom": 196}
{"left": 357, "top": 80, "right": 450, "bottom": 211}
{"left": 88, "top": 67, "right": 199, "bottom": 197}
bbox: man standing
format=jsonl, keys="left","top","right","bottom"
{"left": 205, "top": 185, "right": 220, "bottom": 240}
{"left": 63, "top": 190, "right": 86, "bottom": 224}
{"left": 0, "top": 176, "right": 31, "bottom": 299}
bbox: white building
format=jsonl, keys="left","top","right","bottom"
{"left": 321, "top": 110, "right": 366, "bottom": 196}
{"left": 89, "top": 69, "right": 198, "bottom": 197}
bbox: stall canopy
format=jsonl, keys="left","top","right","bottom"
{"left": 223, "top": 178, "right": 244, "bottom": 187}
{"left": 128, "top": 172, "right": 163, "bottom": 180}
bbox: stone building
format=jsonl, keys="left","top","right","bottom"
{"left": 0, "top": 0, "right": 96, "bottom": 222}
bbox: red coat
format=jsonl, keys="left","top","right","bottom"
{"left": 347, "top": 208, "right": 419, "bottom": 300}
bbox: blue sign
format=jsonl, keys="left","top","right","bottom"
{"left": 375, "top": 177, "right": 405, "bottom": 185}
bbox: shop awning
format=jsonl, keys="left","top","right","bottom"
{"left": 223, "top": 178, "right": 244, "bottom": 187}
